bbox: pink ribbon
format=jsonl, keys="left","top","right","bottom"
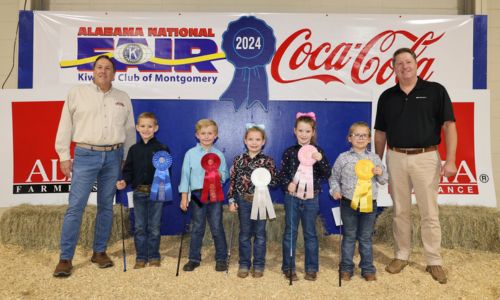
{"left": 293, "top": 145, "right": 317, "bottom": 200}
{"left": 296, "top": 112, "right": 316, "bottom": 121}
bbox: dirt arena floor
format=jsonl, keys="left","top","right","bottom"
{"left": 0, "top": 236, "right": 498, "bottom": 300}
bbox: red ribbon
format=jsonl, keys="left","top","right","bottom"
{"left": 201, "top": 153, "right": 224, "bottom": 203}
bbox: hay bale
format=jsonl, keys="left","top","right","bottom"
{"left": 200, "top": 205, "right": 328, "bottom": 249}
{"left": 0, "top": 204, "right": 130, "bottom": 250}
{"left": 374, "top": 205, "right": 500, "bottom": 252}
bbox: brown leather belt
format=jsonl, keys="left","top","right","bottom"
{"left": 135, "top": 185, "right": 151, "bottom": 193}
{"left": 389, "top": 145, "right": 437, "bottom": 155}
{"left": 242, "top": 193, "right": 254, "bottom": 202}
{"left": 76, "top": 143, "right": 123, "bottom": 151}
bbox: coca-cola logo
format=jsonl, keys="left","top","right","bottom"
{"left": 271, "top": 29, "right": 444, "bottom": 85}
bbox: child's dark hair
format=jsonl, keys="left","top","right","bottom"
{"left": 295, "top": 115, "right": 317, "bottom": 144}
{"left": 137, "top": 112, "right": 158, "bottom": 125}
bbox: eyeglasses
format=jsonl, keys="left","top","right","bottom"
{"left": 350, "top": 133, "right": 369, "bottom": 139}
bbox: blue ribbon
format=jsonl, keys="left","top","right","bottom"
{"left": 150, "top": 151, "right": 173, "bottom": 202}
{"left": 220, "top": 16, "right": 276, "bottom": 111}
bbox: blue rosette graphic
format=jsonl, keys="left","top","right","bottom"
{"left": 220, "top": 16, "right": 276, "bottom": 111}
{"left": 150, "top": 151, "right": 173, "bottom": 202}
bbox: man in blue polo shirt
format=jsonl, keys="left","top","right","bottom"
{"left": 374, "top": 48, "right": 457, "bottom": 284}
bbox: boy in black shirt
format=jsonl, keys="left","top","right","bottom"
{"left": 117, "top": 112, "right": 171, "bottom": 269}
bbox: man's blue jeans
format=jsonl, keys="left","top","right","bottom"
{"left": 60, "top": 146, "right": 123, "bottom": 260}
{"left": 340, "top": 198, "right": 377, "bottom": 276}
{"left": 236, "top": 195, "right": 267, "bottom": 272}
{"left": 282, "top": 194, "right": 319, "bottom": 273}
{"left": 188, "top": 194, "right": 227, "bottom": 263}
{"left": 133, "top": 191, "right": 163, "bottom": 262}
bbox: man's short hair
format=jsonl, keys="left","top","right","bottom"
{"left": 93, "top": 55, "right": 116, "bottom": 72}
{"left": 392, "top": 48, "right": 417, "bottom": 65}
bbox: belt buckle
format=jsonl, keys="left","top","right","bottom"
{"left": 136, "top": 185, "right": 150, "bottom": 193}
{"left": 243, "top": 194, "right": 253, "bottom": 202}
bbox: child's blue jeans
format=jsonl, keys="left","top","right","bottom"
{"left": 340, "top": 198, "right": 377, "bottom": 276}
{"left": 133, "top": 191, "right": 163, "bottom": 262}
{"left": 282, "top": 193, "right": 319, "bottom": 273}
{"left": 236, "top": 195, "right": 267, "bottom": 272}
{"left": 188, "top": 192, "right": 227, "bottom": 263}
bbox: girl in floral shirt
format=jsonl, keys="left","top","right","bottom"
{"left": 228, "top": 124, "right": 277, "bottom": 279}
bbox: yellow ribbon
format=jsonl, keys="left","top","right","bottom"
{"left": 351, "top": 159, "right": 374, "bottom": 213}
{"left": 59, "top": 52, "right": 226, "bottom": 67}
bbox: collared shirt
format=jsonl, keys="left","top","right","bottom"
{"left": 374, "top": 77, "right": 455, "bottom": 148}
{"left": 279, "top": 144, "right": 331, "bottom": 193}
{"left": 227, "top": 151, "right": 278, "bottom": 202}
{"left": 329, "top": 148, "right": 387, "bottom": 200}
{"left": 55, "top": 82, "right": 136, "bottom": 161}
{"left": 178, "top": 143, "right": 229, "bottom": 193}
{"left": 121, "top": 137, "right": 171, "bottom": 189}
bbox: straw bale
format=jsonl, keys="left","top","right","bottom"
{"left": 374, "top": 205, "right": 500, "bottom": 252}
{"left": 0, "top": 204, "right": 130, "bottom": 250}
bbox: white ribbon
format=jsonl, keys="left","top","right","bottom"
{"left": 250, "top": 168, "right": 276, "bottom": 220}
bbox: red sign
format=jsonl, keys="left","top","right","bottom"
{"left": 12, "top": 101, "right": 73, "bottom": 193}
{"left": 438, "top": 102, "right": 477, "bottom": 194}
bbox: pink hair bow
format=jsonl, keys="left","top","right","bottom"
{"left": 296, "top": 112, "right": 316, "bottom": 121}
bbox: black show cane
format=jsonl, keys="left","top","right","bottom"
{"left": 226, "top": 213, "right": 236, "bottom": 276}
{"left": 176, "top": 167, "right": 192, "bottom": 276}
{"left": 119, "top": 201, "right": 127, "bottom": 272}
{"left": 176, "top": 212, "right": 189, "bottom": 276}
{"left": 338, "top": 198, "right": 343, "bottom": 287}
{"left": 289, "top": 193, "right": 294, "bottom": 286}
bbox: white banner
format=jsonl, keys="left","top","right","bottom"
{"left": 30, "top": 12, "right": 474, "bottom": 103}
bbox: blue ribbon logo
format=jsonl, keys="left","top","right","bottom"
{"left": 220, "top": 16, "right": 276, "bottom": 111}
{"left": 150, "top": 151, "right": 173, "bottom": 202}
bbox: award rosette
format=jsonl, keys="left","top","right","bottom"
{"left": 201, "top": 153, "right": 224, "bottom": 203}
{"left": 219, "top": 16, "right": 276, "bottom": 111}
{"left": 250, "top": 168, "right": 276, "bottom": 220}
{"left": 293, "top": 145, "right": 318, "bottom": 200}
{"left": 351, "top": 159, "right": 375, "bottom": 212}
{"left": 150, "top": 151, "right": 173, "bottom": 202}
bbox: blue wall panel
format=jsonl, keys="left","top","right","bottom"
{"left": 131, "top": 99, "right": 371, "bottom": 235}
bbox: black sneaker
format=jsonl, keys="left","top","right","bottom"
{"left": 215, "top": 261, "right": 228, "bottom": 272}
{"left": 182, "top": 260, "right": 200, "bottom": 272}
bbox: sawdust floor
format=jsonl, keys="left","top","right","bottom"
{"left": 0, "top": 236, "right": 499, "bottom": 299}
